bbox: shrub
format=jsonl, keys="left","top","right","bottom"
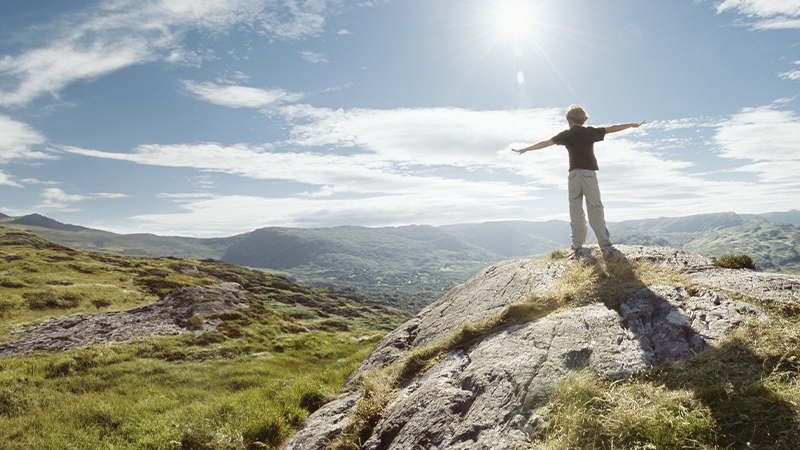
{"left": 23, "top": 290, "right": 83, "bottom": 309}
{"left": 188, "top": 315, "right": 204, "bottom": 331}
{"left": 92, "top": 298, "right": 112, "bottom": 309}
{"left": 713, "top": 254, "right": 756, "bottom": 270}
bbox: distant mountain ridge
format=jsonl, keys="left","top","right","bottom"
{"left": 614, "top": 211, "right": 746, "bottom": 233}
{"left": 2, "top": 210, "right": 799, "bottom": 307}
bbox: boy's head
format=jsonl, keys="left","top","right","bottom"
{"left": 565, "top": 105, "right": 588, "bottom": 125}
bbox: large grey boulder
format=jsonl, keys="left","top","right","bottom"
{"left": 344, "top": 259, "right": 564, "bottom": 388}
{"left": 284, "top": 246, "right": 788, "bottom": 450}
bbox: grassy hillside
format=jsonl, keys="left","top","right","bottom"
{"left": 0, "top": 214, "right": 239, "bottom": 260}
{"left": 0, "top": 226, "right": 408, "bottom": 449}
{"left": 615, "top": 218, "right": 800, "bottom": 274}
{"left": 221, "top": 225, "right": 502, "bottom": 311}
{"left": 681, "top": 219, "right": 800, "bottom": 273}
{"left": 4, "top": 211, "right": 798, "bottom": 318}
{"left": 613, "top": 211, "right": 746, "bottom": 233}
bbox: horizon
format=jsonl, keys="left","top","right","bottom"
{"left": 2, "top": 208, "right": 796, "bottom": 239}
{"left": 1, "top": 1, "right": 800, "bottom": 237}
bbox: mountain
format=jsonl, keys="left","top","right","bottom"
{"left": 10, "top": 213, "right": 91, "bottom": 232}
{"left": 0, "top": 213, "right": 240, "bottom": 259}
{"left": 611, "top": 214, "right": 800, "bottom": 273}
{"left": 613, "top": 211, "right": 745, "bottom": 233}
{"left": 284, "top": 245, "right": 800, "bottom": 449}
{"left": 680, "top": 218, "right": 800, "bottom": 272}
{"left": 742, "top": 209, "right": 800, "bottom": 226}
{"left": 3, "top": 210, "right": 799, "bottom": 313}
{"left": 221, "top": 225, "right": 502, "bottom": 310}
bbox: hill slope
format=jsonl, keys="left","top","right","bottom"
{"left": 0, "top": 226, "right": 409, "bottom": 449}
{"left": 614, "top": 216, "right": 800, "bottom": 273}
{"left": 222, "top": 225, "right": 500, "bottom": 305}
{"left": 3, "top": 211, "right": 799, "bottom": 317}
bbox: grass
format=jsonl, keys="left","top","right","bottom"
{"left": 0, "top": 226, "right": 410, "bottom": 449}
{"left": 530, "top": 369, "right": 720, "bottom": 450}
{"left": 530, "top": 303, "right": 800, "bottom": 450}
{"left": 0, "top": 332, "right": 380, "bottom": 449}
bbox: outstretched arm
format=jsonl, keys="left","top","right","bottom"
{"left": 512, "top": 139, "right": 555, "bottom": 155}
{"left": 604, "top": 120, "right": 646, "bottom": 134}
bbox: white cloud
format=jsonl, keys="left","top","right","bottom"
{"left": 132, "top": 179, "right": 541, "bottom": 235}
{"left": 21, "top": 178, "right": 59, "bottom": 185}
{"left": 713, "top": 105, "right": 800, "bottom": 163}
{"left": 93, "top": 192, "right": 130, "bottom": 199}
{"left": 780, "top": 69, "right": 800, "bottom": 80}
{"left": 713, "top": 105, "right": 800, "bottom": 185}
{"left": 716, "top": 0, "right": 800, "bottom": 29}
{"left": 282, "top": 105, "right": 566, "bottom": 168}
{"left": 0, "top": 115, "right": 48, "bottom": 162}
{"left": 59, "top": 104, "right": 800, "bottom": 234}
{"left": 300, "top": 51, "right": 329, "bottom": 64}
{"left": 0, "top": 0, "right": 346, "bottom": 106}
{"left": 0, "top": 171, "right": 21, "bottom": 188}
{"left": 37, "top": 188, "right": 88, "bottom": 211}
{"left": 182, "top": 80, "right": 304, "bottom": 108}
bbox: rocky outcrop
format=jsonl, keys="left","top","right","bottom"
{"left": 0, "top": 282, "right": 251, "bottom": 358}
{"left": 283, "top": 245, "right": 791, "bottom": 450}
{"left": 689, "top": 266, "right": 800, "bottom": 304}
{"left": 343, "top": 259, "right": 565, "bottom": 387}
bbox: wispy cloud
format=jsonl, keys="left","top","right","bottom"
{"left": 0, "top": 171, "right": 21, "bottom": 188}
{"left": 300, "top": 51, "right": 329, "bottom": 64}
{"left": 716, "top": 0, "right": 800, "bottom": 29}
{"left": 780, "top": 61, "right": 800, "bottom": 80}
{"left": 182, "top": 80, "right": 304, "bottom": 108}
{"left": 36, "top": 188, "right": 87, "bottom": 212}
{"left": 0, "top": 0, "right": 346, "bottom": 106}
{"left": 93, "top": 193, "right": 130, "bottom": 199}
{"left": 21, "top": 178, "right": 59, "bottom": 185}
{"left": 0, "top": 115, "right": 48, "bottom": 162}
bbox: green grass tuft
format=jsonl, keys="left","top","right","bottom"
{"left": 713, "top": 253, "right": 757, "bottom": 270}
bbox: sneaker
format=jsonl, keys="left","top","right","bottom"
{"left": 601, "top": 245, "right": 615, "bottom": 258}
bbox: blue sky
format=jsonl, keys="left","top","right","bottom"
{"left": 0, "top": 0, "right": 799, "bottom": 237}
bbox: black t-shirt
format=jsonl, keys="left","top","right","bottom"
{"left": 551, "top": 125, "right": 606, "bottom": 171}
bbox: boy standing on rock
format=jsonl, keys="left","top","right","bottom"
{"left": 512, "top": 105, "right": 645, "bottom": 253}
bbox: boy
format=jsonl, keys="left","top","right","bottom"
{"left": 512, "top": 105, "right": 645, "bottom": 253}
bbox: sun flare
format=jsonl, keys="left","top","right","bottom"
{"left": 495, "top": 0, "right": 537, "bottom": 40}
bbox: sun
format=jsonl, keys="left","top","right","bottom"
{"left": 494, "top": 0, "right": 538, "bottom": 41}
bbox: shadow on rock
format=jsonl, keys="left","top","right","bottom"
{"left": 607, "top": 250, "right": 798, "bottom": 449}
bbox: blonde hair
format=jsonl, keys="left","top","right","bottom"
{"left": 565, "top": 105, "right": 588, "bottom": 125}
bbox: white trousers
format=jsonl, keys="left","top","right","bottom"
{"left": 568, "top": 169, "right": 612, "bottom": 249}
